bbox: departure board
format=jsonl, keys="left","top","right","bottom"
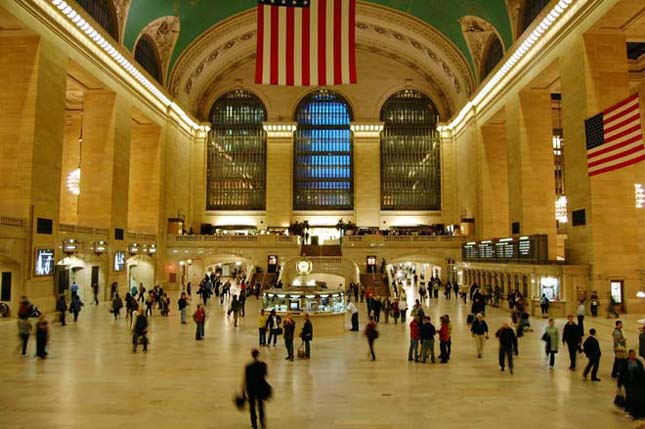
{"left": 518, "top": 237, "right": 532, "bottom": 258}
{"left": 495, "top": 240, "right": 515, "bottom": 259}
{"left": 478, "top": 242, "right": 495, "bottom": 259}
{"left": 463, "top": 235, "right": 548, "bottom": 263}
{"left": 462, "top": 243, "right": 478, "bottom": 260}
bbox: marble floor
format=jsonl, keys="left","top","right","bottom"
{"left": 0, "top": 287, "right": 643, "bottom": 429}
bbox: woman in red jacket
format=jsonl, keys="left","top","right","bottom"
{"left": 193, "top": 304, "right": 206, "bottom": 340}
{"left": 439, "top": 316, "right": 451, "bottom": 363}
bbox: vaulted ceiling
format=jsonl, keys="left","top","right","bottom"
{"left": 123, "top": 0, "right": 513, "bottom": 75}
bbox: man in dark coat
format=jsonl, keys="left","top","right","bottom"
{"left": 582, "top": 328, "right": 601, "bottom": 381}
{"left": 302, "top": 313, "right": 313, "bottom": 359}
{"left": 244, "top": 349, "right": 270, "bottom": 429}
{"left": 496, "top": 322, "right": 518, "bottom": 374}
{"left": 562, "top": 315, "right": 582, "bottom": 370}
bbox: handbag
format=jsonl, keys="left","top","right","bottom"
{"left": 541, "top": 332, "right": 550, "bottom": 342}
{"left": 233, "top": 393, "right": 247, "bottom": 411}
{"left": 613, "top": 392, "right": 626, "bottom": 409}
{"left": 275, "top": 327, "right": 283, "bottom": 335}
{"left": 297, "top": 342, "right": 306, "bottom": 359}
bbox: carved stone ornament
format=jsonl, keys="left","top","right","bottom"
{"left": 140, "top": 16, "right": 181, "bottom": 84}
{"left": 113, "top": 0, "right": 131, "bottom": 42}
{"left": 459, "top": 16, "right": 500, "bottom": 80}
{"left": 505, "top": 0, "right": 522, "bottom": 41}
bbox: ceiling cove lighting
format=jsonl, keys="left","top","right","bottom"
{"left": 439, "top": 0, "right": 578, "bottom": 133}
{"left": 47, "top": 0, "right": 209, "bottom": 133}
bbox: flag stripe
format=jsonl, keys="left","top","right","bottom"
{"left": 270, "top": 6, "right": 279, "bottom": 85}
{"left": 589, "top": 154, "right": 645, "bottom": 177}
{"left": 604, "top": 100, "right": 639, "bottom": 125}
{"left": 255, "top": 4, "right": 265, "bottom": 84}
{"left": 278, "top": 6, "right": 287, "bottom": 85}
{"left": 325, "top": 0, "right": 334, "bottom": 85}
{"left": 603, "top": 93, "right": 639, "bottom": 115}
{"left": 317, "top": 0, "right": 326, "bottom": 86}
{"left": 588, "top": 144, "right": 645, "bottom": 168}
{"left": 333, "top": 0, "right": 342, "bottom": 85}
{"left": 262, "top": 7, "right": 271, "bottom": 84}
{"left": 302, "top": 6, "right": 310, "bottom": 86}
{"left": 604, "top": 112, "right": 641, "bottom": 135}
{"left": 341, "top": 0, "right": 349, "bottom": 84}
{"left": 603, "top": 124, "right": 642, "bottom": 146}
{"left": 286, "top": 6, "right": 295, "bottom": 86}
{"left": 349, "top": 0, "right": 357, "bottom": 83}
{"left": 588, "top": 134, "right": 643, "bottom": 159}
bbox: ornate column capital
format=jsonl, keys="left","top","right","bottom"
{"left": 263, "top": 122, "right": 297, "bottom": 138}
{"left": 350, "top": 122, "right": 384, "bottom": 138}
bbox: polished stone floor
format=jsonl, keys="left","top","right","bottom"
{"left": 1, "top": 285, "right": 643, "bottom": 429}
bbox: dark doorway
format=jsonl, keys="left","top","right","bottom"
{"left": 1, "top": 272, "right": 11, "bottom": 301}
{"left": 91, "top": 266, "right": 99, "bottom": 287}
{"left": 55, "top": 267, "right": 69, "bottom": 296}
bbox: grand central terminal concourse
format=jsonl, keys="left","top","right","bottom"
{"left": 1, "top": 0, "right": 645, "bottom": 428}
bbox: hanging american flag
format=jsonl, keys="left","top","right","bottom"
{"left": 585, "top": 93, "right": 645, "bottom": 177}
{"left": 255, "top": 0, "right": 357, "bottom": 87}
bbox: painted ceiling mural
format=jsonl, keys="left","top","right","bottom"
{"left": 124, "top": 0, "right": 513, "bottom": 77}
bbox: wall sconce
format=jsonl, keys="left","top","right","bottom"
{"left": 93, "top": 240, "right": 108, "bottom": 255}
{"left": 129, "top": 243, "right": 140, "bottom": 255}
{"left": 147, "top": 244, "right": 157, "bottom": 256}
{"left": 63, "top": 238, "right": 79, "bottom": 255}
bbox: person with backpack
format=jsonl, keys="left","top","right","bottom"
{"left": 364, "top": 317, "right": 378, "bottom": 361}
{"left": 69, "top": 294, "right": 83, "bottom": 322}
{"left": 193, "top": 304, "right": 206, "bottom": 340}
{"left": 112, "top": 292, "right": 123, "bottom": 320}
{"left": 132, "top": 307, "right": 148, "bottom": 353}
{"left": 178, "top": 292, "right": 189, "bottom": 324}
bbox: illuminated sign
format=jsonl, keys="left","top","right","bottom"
{"left": 35, "top": 249, "right": 55, "bottom": 276}
{"left": 114, "top": 251, "right": 126, "bottom": 272}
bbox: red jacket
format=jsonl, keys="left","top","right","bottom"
{"left": 409, "top": 319, "right": 420, "bottom": 340}
{"left": 439, "top": 323, "right": 450, "bottom": 342}
{"left": 193, "top": 308, "right": 206, "bottom": 323}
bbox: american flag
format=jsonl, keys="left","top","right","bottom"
{"left": 585, "top": 93, "right": 645, "bottom": 177}
{"left": 255, "top": 0, "right": 357, "bottom": 87}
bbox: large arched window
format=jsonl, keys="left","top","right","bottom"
{"left": 293, "top": 90, "right": 353, "bottom": 211}
{"left": 207, "top": 90, "right": 267, "bottom": 211}
{"left": 481, "top": 36, "right": 504, "bottom": 80}
{"left": 134, "top": 35, "right": 162, "bottom": 83}
{"left": 519, "top": 0, "right": 550, "bottom": 36}
{"left": 74, "top": 0, "right": 119, "bottom": 41}
{"left": 380, "top": 90, "right": 441, "bottom": 211}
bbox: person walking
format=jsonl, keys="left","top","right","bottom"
{"left": 138, "top": 284, "right": 146, "bottom": 303}
{"left": 145, "top": 292, "right": 154, "bottom": 317}
{"left": 496, "top": 322, "right": 518, "bottom": 374}
{"left": 132, "top": 307, "right": 148, "bottom": 353}
{"left": 606, "top": 296, "right": 620, "bottom": 318}
{"left": 576, "top": 301, "right": 586, "bottom": 336}
{"left": 471, "top": 313, "right": 489, "bottom": 358}
{"left": 193, "top": 304, "right": 206, "bottom": 340}
{"left": 582, "top": 328, "right": 601, "bottom": 381}
{"left": 17, "top": 316, "right": 32, "bottom": 357}
{"left": 229, "top": 295, "right": 242, "bottom": 327}
{"left": 257, "top": 309, "right": 268, "bottom": 347}
{"left": 266, "top": 310, "right": 281, "bottom": 347}
{"left": 243, "top": 349, "right": 271, "bottom": 429}
{"left": 589, "top": 291, "right": 599, "bottom": 317}
{"left": 56, "top": 294, "right": 67, "bottom": 326}
{"left": 439, "top": 316, "right": 452, "bottom": 363}
{"left": 539, "top": 293, "right": 550, "bottom": 317}
{"left": 617, "top": 350, "right": 645, "bottom": 420}
{"left": 391, "top": 299, "right": 399, "bottom": 325}
{"left": 408, "top": 316, "right": 421, "bottom": 362}
{"left": 562, "top": 315, "right": 582, "bottom": 370}
{"left": 611, "top": 320, "right": 627, "bottom": 378}
{"left": 420, "top": 316, "right": 436, "bottom": 364}
{"left": 178, "top": 292, "right": 189, "bottom": 324}
{"left": 283, "top": 313, "right": 295, "bottom": 361}
{"left": 346, "top": 300, "right": 359, "bottom": 331}
{"left": 364, "top": 317, "right": 378, "bottom": 361}
{"left": 112, "top": 292, "right": 123, "bottom": 320}
{"left": 638, "top": 325, "right": 645, "bottom": 359}
{"left": 301, "top": 313, "right": 313, "bottom": 359}
{"left": 399, "top": 298, "right": 408, "bottom": 323}
{"left": 91, "top": 282, "right": 99, "bottom": 305}
{"left": 543, "top": 318, "right": 559, "bottom": 368}
{"left": 35, "top": 315, "right": 49, "bottom": 359}
{"left": 69, "top": 294, "right": 83, "bottom": 322}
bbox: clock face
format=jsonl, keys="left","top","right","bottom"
{"left": 296, "top": 259, "right": 312, "bottom": 276}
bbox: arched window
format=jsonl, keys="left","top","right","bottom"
{"left": 481, "top": 36, "right": 504, "bottom": 80}
{"left": 519, "top": 0, "right": 550, "bottom": 35}
{"left": 380, "top": 90, "right": 441, "bottom": 211}
{"left": 134, "top": 35, "right": 162, "bottom": 83}
{"left": 293, "top": 90, "right": 353, "bottom": 211}
{"left": 74, "top": 0, "right": 119, "bottom": 41}
{"left": 207, "top": 90, "right": 267, "bottom": 211}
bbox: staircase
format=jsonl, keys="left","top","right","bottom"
{"left": 360, "top": 272, "right": 390, "bottom": 297}
{"left": 249, "top": 272, "right": 279, "bottom": 291}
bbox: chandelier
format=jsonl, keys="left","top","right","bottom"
{"left": 66, "top": 168, "right": 81, "bottom": 196}
{"left": 555, "top": 196, "right": 568, "bottom": 223}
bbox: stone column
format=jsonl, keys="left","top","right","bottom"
{"left": 78, "top": 91, "right": 131, "bottom": 232}
{"left": 505, "top": 89, "right": 557, "bottom": 259}
{"left": 479, "top": 122, "right": 509, "bottom": 238}
{"left": 560, "top": 32, "right": 644, "bottom": 312}
{"left": 351, "top": 123, "right": 383, "bottom": 227}
{"left": 128, "top": 122, "right": 162, "bottom": 234}
{"left": 439, "top": 128, "right": 459, "bottom": 225}
{"left": 189, "top": 126, "right": 209, "bottom": 233}
{"left": 264, "top": 123, "right": 296, "bottom": 227}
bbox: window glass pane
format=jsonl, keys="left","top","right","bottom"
{"left": 380, "top": 90, "right": 441, "bottom": 211}
{"left": 520, "top": 0, "right": 550, "bottom": 35}
{"left": 294, "top": 90, "right": 353, "bottom": 211}
{"left": 481, "top": 37, "right": 504, "bottom": 80}
{"left": 207, "top": 90, "right": 267, "bottom": 211}
{"left": 74, "top": 0, "right": 118, "bottom": 40}
{"left": 134, "top": 36, "right": 162, "bottom": 83}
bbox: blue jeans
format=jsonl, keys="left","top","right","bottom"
{"left": 408, "top": 339, "right": 419, "bottom": 361}
{"left": 421, "top": 339, "right": 435, "bottom": 362}
{"left": 195, "top": 322, "right": 204, "bottom": 339}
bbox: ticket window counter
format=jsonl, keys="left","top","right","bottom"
{"left": 532, "top": 276, "right": 565, "bottom": 318}
{"left": 263, "top": 291, "right": 345, "bottom": 315}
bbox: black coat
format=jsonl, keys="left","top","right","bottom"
{"left": 245, "top": 360, "right": 270, "bottom": 399}
{"left": 302, "top": 320, "right": 313, "bottom": 341}
{"left": 471, "top": 319, "right": 488, "bottom": 335}
{"left": 496, "top": 327, "right": 518, "bottom": 352}
{"left": 563, "top": 322, "right": 582, "bottom": 345}
{"left": 582, "top": 336, "right": 601, "bottom": 358}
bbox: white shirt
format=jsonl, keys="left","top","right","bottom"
{"left": 577, "top": 304, "right": 585, "bottom": 316}
{"left": 346, "top": 302, "right": 358, "bottom": 314}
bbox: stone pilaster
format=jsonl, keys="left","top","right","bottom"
{"left": 479, "top": 122, "right": 509, "bottom": 238}
{"left": 264, "top": 122, "right": 296, "bottom": 227}
{"left": 351, "top": 123, "right": 383, "bottom": 227}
